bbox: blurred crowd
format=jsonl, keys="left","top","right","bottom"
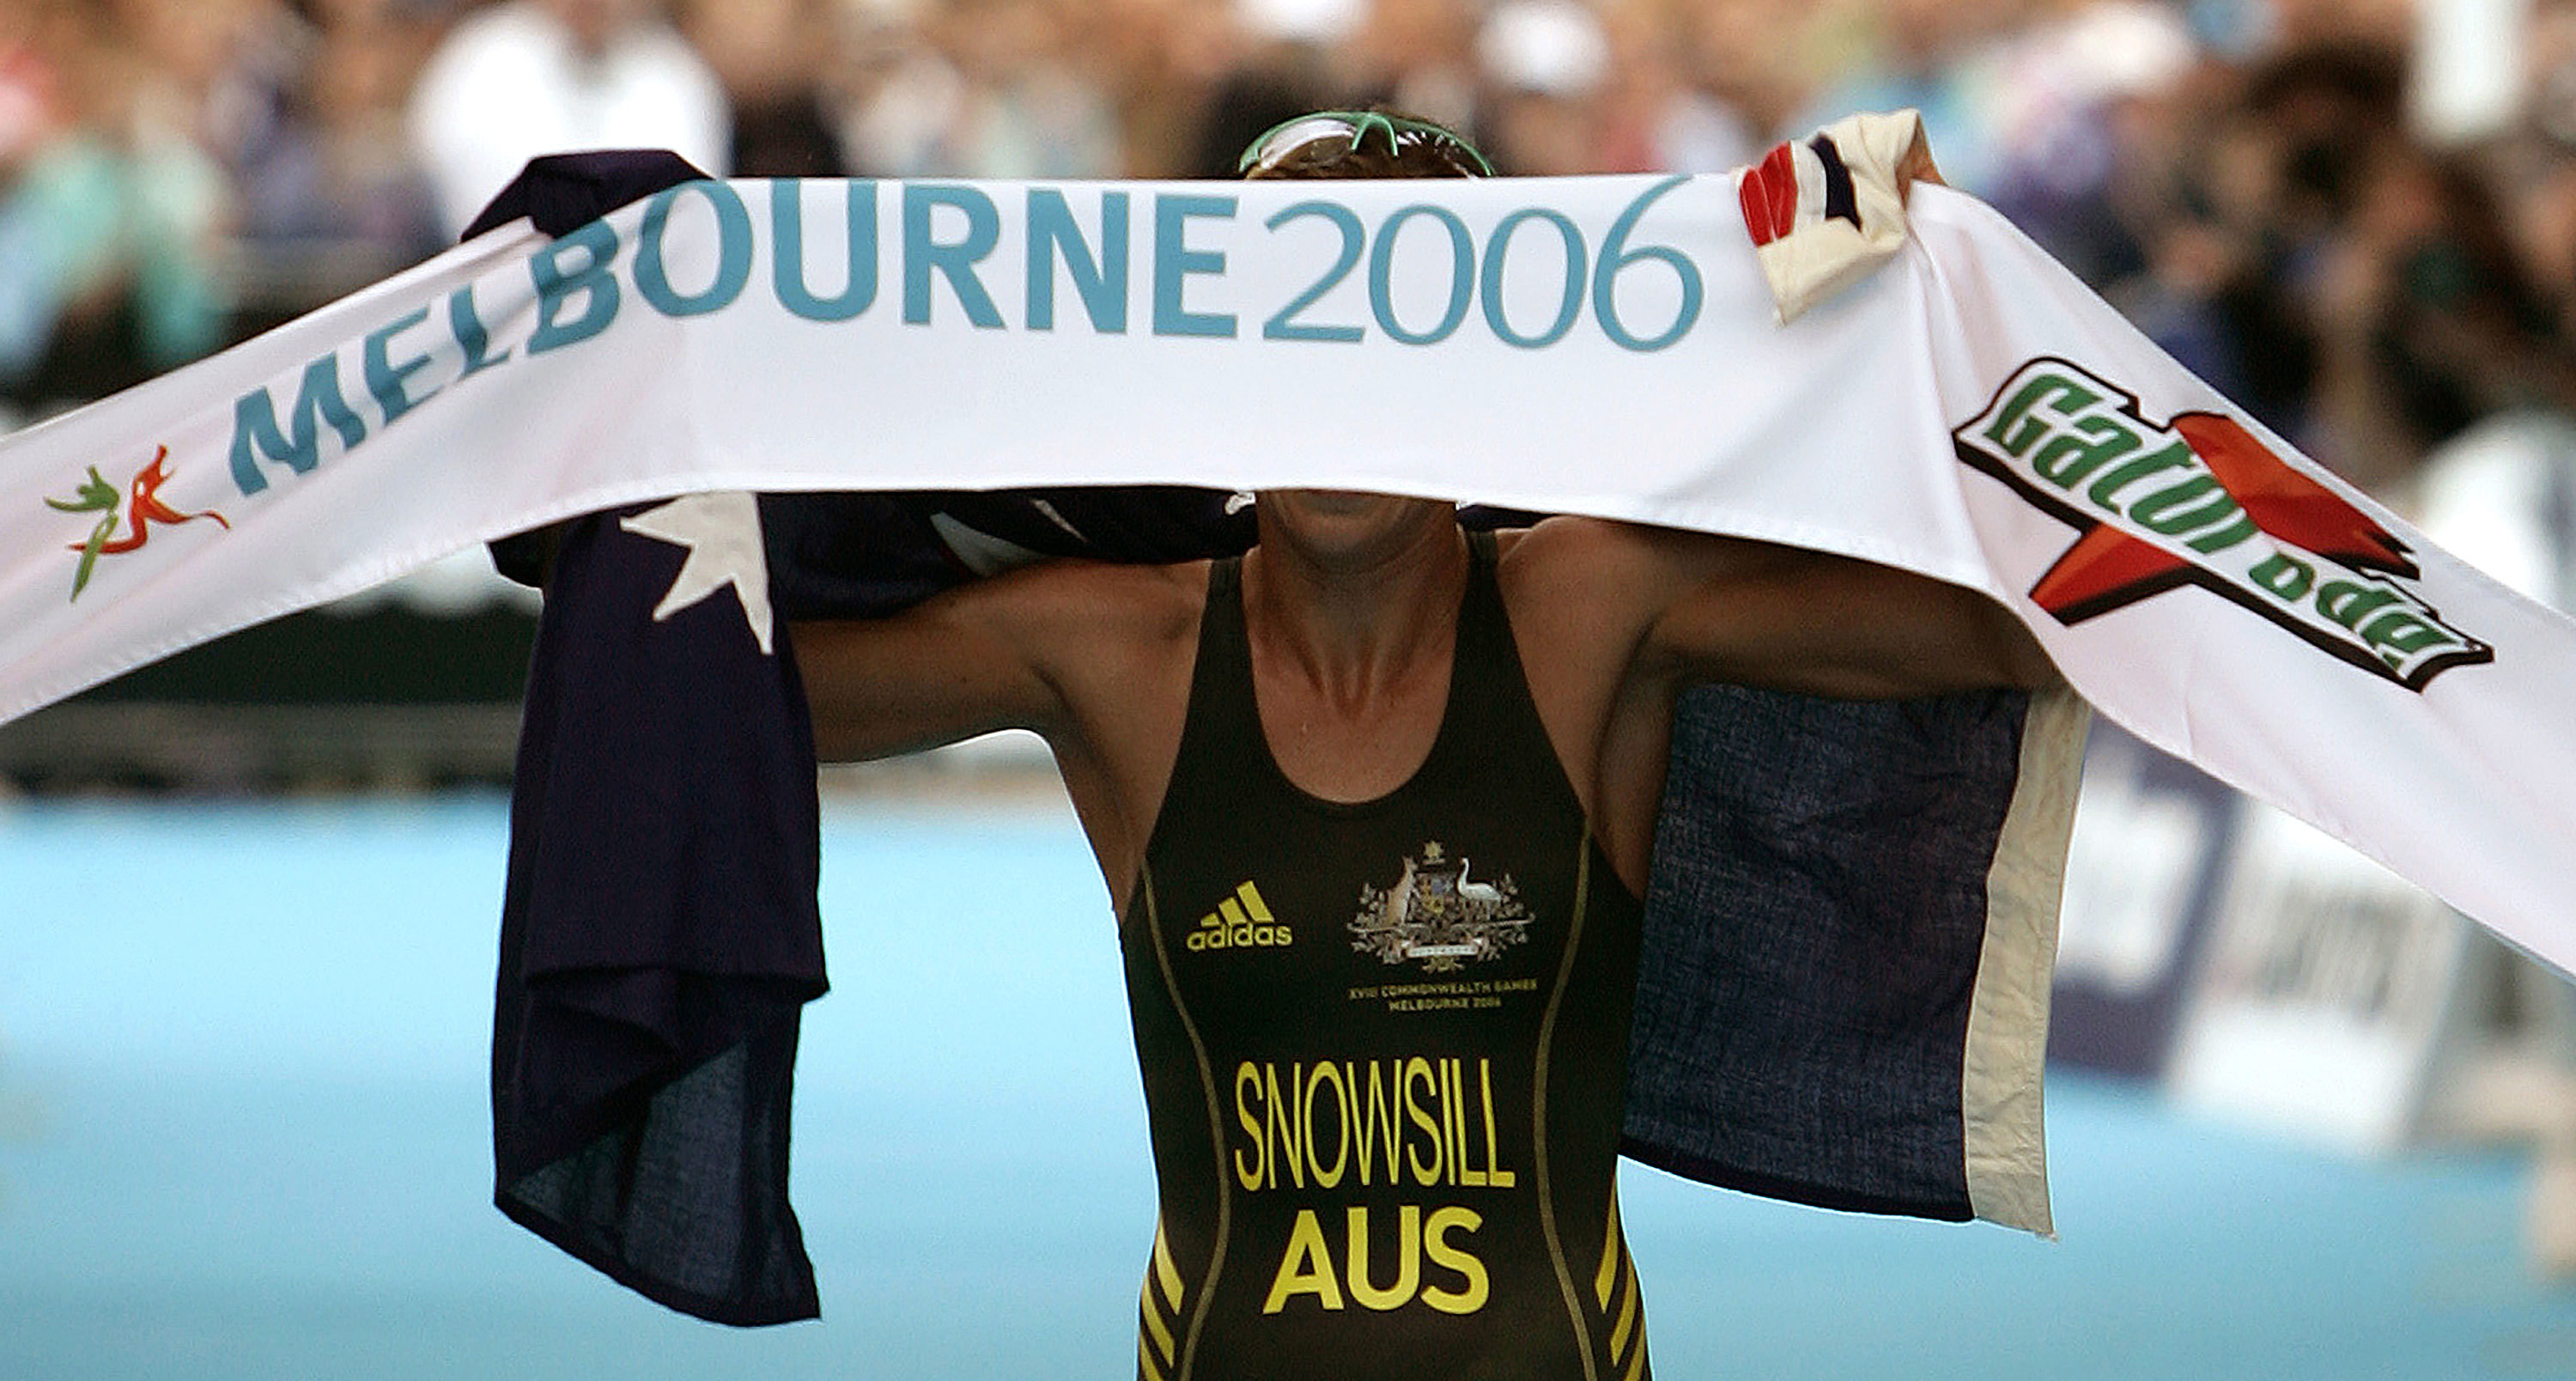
{"left": 10, "top": 0, "right": 2576, "bottom": 559}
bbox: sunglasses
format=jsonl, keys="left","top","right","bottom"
{"left": 1236, "top": 110, "right": 1497, "bottom": 178}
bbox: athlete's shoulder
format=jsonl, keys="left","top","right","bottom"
{"left": 1498, "top": 514, "right": 1779, "bottom": 599}
{"left": 798, "top": 556, "right": 1206, "bottom": 686}
{"left": 987, "top": 557, "right": 1207, "bottom": 645}
{"left": 796, "top": 557, "right": 1209, "bottom": 764}
{"left": 1497, "top": 514, "right": 1649, "bottom": 569}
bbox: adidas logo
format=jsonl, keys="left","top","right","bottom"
{"left": 1188, "top": 881, "right": 1291, "bottom": 951}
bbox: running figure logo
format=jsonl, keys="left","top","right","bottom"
{"left": 44, "top": 446, "right": 230, "bottom": 599}
{"left": 1349, "top": 842, "right": 1534, "bottom": 973}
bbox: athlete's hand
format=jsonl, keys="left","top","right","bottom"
{"left": 1897, "top": 132, "right": 1945, "bottom": 204}
{"left": 1741, "top": 109, "right": 1940, "bottom": 323}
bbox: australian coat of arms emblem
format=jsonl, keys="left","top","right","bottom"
{"left": 1349, "top": 842, "right": 1534, "bottom": 973}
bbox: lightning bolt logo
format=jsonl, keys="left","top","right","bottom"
{"left": 1954, "top": 359, "right": 2490, "bottom": 691}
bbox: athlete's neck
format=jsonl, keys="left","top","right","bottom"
{"left": 1241, "top": 491, "right": 1467, "bottom": 714}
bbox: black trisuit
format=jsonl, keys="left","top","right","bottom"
{"left": 1120, "top": 532, "right": 1650, "bottom": 1381}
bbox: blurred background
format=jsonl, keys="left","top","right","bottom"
{"left": 6, "top": 0, "right": 2576, "bottom": 1376}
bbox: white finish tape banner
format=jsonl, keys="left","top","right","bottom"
{"left": 0, "top": 174, "right": 2568, "bottom": 973}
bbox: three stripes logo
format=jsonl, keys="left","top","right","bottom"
{"left": 1188, "top": 880, "right": 1291, "bottom": 952}
{"left": 1137, "top": 1220, "right": 1188, "bottom": 1381}
{"left": 1595, "top": 1198, "right": 1649, "bottom": 1381}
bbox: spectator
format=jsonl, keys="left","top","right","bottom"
{"left": 406, "top": 0, "right": 730, "bottom": 238}
{"left": 835, "top": 0, "right": 965, "bottom": 177}
{"left": 930, "top": 0, "right": 1121, "bottom": 177}
{"left": 1180, "top": 0, "right": 1351, "bottom": 181}
{"left": 2309, "top": 139, "right": 2566, "bottom": 495}
{"left": 681, "top": 0, "right": 848, "bottom": 176}
{"left": 1793, "top": 0, "right": 2035, "bottom": 195}
{"left": 1477, "top": 0, "right": 1613, "bottom": 174}
{"left": 1084, "top": 0, "right": 1242, "bottom": 176}
{"left": 1627, "top": 0, "right": 1804, "bottom": 175}
{"left": 1339, "top": 0, "right": 1479, "bottom": 135}
{"left": 1979, "top": 0, "right": 2199, "bottom": 287}
{"left": 220, "top": 0, "right": 447, "bottom": 327}
{"left": 0, "top": 0, "right": 234, "bottom": 410}
{"left": 838, "top": 0, "right": 1119, "bottom": 179}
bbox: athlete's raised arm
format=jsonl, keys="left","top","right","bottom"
{"left": 794, "top": 557, "right": 1206, "bottom": 905}
{"left": 1506, "top": 515, "right": 2056, "bottom": 703}
{"left": 791, "top": 558, "right": 1200, "bottom": 764}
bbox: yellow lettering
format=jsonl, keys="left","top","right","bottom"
{"left": 1345, "top": 1206, "right": 1422, "bottom": 1311}
{"left": 1246, "top": 1055, "right": 1516, "bottom": 1195}
{"left": 1477, "top": 1060, "right": 1516, "bottom": 1189}
{"left": 1402, "top": 1057, "right": 1443, "bottom": 1186}
{"left": 1352, "top": 1062, "right": 1401, "bottom": 1187}
{"left": 1267, "top": 1064, "right": 1304, "bottom": 1189}
{"left": 1261, "top": 1210, "right": 1346, "bottom": 1313}
{"left": 1306, "top": 1061, "right": 1350, "bottom": 1189}
{"left": 1447, "top": 1059, "right": 1480, "bottom": 1188}
{"left": 1419, "top": 1207, "right": 1487, "bottom": 1315}
{"left": 1233, "top": 1063, "right": 1265, "bottom": 1190}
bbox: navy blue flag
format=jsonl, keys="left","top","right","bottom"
{"left": 487, "top": 154, "right": 831, "bottom": 1325}
{"left": 494, "top": 501, "right": 827, "bottom": 1324}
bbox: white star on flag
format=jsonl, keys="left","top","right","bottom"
{"left": 618, "top": 491, "right": 775, "bottom": 654}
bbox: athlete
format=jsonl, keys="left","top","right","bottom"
{"left": 792, "top": 111, "right": 2051, "bottom": 1381}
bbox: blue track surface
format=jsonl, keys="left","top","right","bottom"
{"left": 1, "top": 797, "right": 2571, "bottom": 1379}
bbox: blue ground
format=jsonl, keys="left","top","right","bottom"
{"left": 1, "top": 797, "right": 2570, "bottom": 1380}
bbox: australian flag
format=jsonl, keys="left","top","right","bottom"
{"left": 495, "top": 484, "right": 1252, "bottom": 1323}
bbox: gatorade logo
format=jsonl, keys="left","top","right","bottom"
{"left": 1954, "top": 358, "right": 2491, "bottom": 690}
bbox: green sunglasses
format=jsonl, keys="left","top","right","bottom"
{"left": 1237, "top": 110, "right": 1496, "bottom": 178}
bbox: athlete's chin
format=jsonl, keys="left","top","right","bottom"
{"left": 1256, "top": 490, "right": 1455, "bottom": 557}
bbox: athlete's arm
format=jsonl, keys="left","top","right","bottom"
{"left": 792, "top": 560, "right": 1193, "bottom": 763}
{"left": 793, "top": 576, "right": 1060, "bottom": 763}
{"left": 1513, "top": 517, "right": 2055, "bottom": 701}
